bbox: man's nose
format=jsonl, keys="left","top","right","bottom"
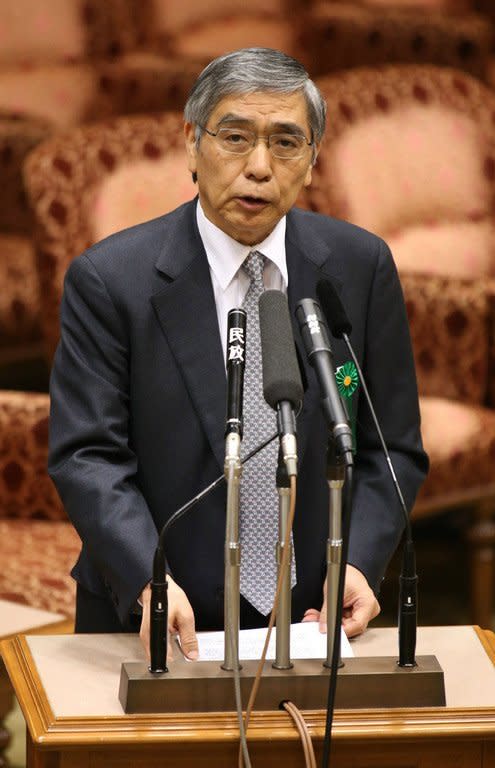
{"left": 243, "top": 139, "right": 273, "bottom": 180}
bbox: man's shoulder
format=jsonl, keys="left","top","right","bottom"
{"left": 289, "top": 207, "right": 383, "bottom": 250}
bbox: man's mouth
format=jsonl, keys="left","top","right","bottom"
{"left": 236, "top": 195, "right": 270, "bottom": 209}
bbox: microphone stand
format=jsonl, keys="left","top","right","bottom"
{"left": 273, "top": 446, "right": 292, "bottom": 670}
{"left": 324, "top": 438, "right": 345, "bottom": 671}
{"left": 223, "top": 431, "right": 242, "bottom": 671}
{"left": 222, "top": 307, "right": 246, "bottom": 672}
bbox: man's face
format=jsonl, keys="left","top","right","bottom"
{"left": 184, "top": 90, "right": 318, "bottom": 245}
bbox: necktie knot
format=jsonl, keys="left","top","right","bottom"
{"left": 243, "top": 250, "right": 265, "bottom": 291}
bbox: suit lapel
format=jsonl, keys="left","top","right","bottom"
{"left": 150, "top": 203, "right": 226, "bottom": 471}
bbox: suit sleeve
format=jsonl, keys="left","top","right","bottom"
{"left": 346, "top": 237, "right": 429, "bottom": 592}
{"left": 48, "top": 253, "right": 158, "bottom": 624}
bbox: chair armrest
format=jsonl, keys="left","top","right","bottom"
{"left": 0, "top": 111, "right": 53, "bottom": 234}
{"left": 487, "top": 277, "right": 495, "bottom": 408}
{"left": 0, "top": 390, "right": 66, "bottom": 521}
{"left": 400, "top": 271, "right": 490, "bottom": 405}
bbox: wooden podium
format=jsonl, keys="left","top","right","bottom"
{"left": 0, "top": 600, "right": 72, "bottom": 768}
{"left": 2, "top": 625, "right": 495, "bottom": 768}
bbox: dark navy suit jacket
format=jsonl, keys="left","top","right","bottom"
{"left": 48, "top": 200, "right": 428, "bottom": 630}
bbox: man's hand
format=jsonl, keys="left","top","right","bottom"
{"left": 139, "top": 576, "right": 199, "bottom": 661}
{"left": 302, "top": 564, "right": 380, "bottom": 638}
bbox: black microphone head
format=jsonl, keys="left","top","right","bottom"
{"left": 316, "top": 278, "right": 352, "bottom": 338}
{"left": 258, "top": 290, "right": 304, "bottom": 410}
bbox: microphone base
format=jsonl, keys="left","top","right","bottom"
{"left": 119, "top": 655, "right": 445, "bottom": 713}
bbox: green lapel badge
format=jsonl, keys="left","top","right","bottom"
{"left": 335, "top": 361, "right": 359, "bottom": 452}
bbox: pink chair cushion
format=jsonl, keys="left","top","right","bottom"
{"left": 0, "top": 2, "right": 86, "bottom": 65}
{"left": 92, "top": 153, "right": 197, "bottom": 243}
{"left": 172, "top": 17, "right": 295, "bottom": 60}
{"left": 0, "top": 64, "right": 98, "bottom": 129}
{"left": 418, "top": 396, "right": 495, "bottom": 500}
{"left": 387, "top": 220, "right": 495, "bottom": 278}
{"left": 148, "top": 0, "right": 286, "bottom": 33}
{"left": 328, "top": 106, "right": 491, "bottom": 273}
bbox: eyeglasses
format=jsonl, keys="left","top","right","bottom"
{"left": 200, "top": 126, "right": 313, "bottom": 160}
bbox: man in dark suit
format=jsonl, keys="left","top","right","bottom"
{"left": 48, "top": 48, "right": 428, "bottom": 660}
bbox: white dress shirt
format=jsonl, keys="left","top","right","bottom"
{"left": 196, "top": 200, "right": 288, "bottom": 362}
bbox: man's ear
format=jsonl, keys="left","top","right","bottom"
{"left": 304, "top": 142, "right": 321, "bottom": 187}
{"left": 184, "top": 122, "right": 198, "bottom": 176}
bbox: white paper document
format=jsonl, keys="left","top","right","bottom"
{"left": 194, "top": 622, "right": 353, "bottom": 662}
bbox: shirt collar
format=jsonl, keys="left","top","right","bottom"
{"left": 196, "top": 199, "right": 288, "bottom": 290}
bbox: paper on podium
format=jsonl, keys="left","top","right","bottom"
{"left": 193, "top": 622, "right": 353, "bottom": 662}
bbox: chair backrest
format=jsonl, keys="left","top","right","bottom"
{"left": 353, "top": 0, "right": 473, "bottom": 9}
{"left": 24, "top": 112, "right": 197, "bottom": 362}
{"left": 0, "top": 0, "right": 136, "bottom": 66}
{"left": 312, "top": 65, "right": 495, "bottom": 279}
{"left": 133, "top": 0, "right": 297, "bottom": 62}
{"left": 310, "top": 64, "right": 495, "bottom": 406}
{"left": 299, "top": 4, "right": 493, "bottom": 80}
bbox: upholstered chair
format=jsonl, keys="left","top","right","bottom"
{"left": 0, "top": 0, "right": 202, "bottom": 380}
{"left": 23, "top": 112, "right": 199, "bottom": 363}
{"left": 0, "top": 112, "right": 54, "bottom": 370}
{"left": 0, "top": 0, "right": 205, "bottom": 135}
{"left": 351, "top": 0, "right": 474, "bottom": 8}
{"left": 309, "top": 64, "right": 495, "bottom": 628}
{"left": 298, "top": 3, "right": 493, "bottom": 81}
{"left": 131, "top": 0, "right": 299, "bottom": 64}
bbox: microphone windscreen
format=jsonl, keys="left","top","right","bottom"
{"left": 316, "top": 278, "right": 352, "bottom": 338}
{"left": 259, "top": 290, "right": 304, "bottom": 409}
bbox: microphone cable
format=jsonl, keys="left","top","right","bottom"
{"left": 158, "top": 432, "right": 278, "bottom": 548}
{"left": 239, "top": 473, "right": 318, "bottom": 768}
{"left": 282, "top": 699, "right": 317, "bottom": 768}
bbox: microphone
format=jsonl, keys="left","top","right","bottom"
{"left": 150, "top": 545, "right": 168, "bottom": 673}
{"left": 316, "top": 277, "right": 417, "bottom": 668}
{"left": 225, "top": 309, "right": 247, "bottom": 439}
{"left": 295, "top": 298, "right": 353, "bottom": 464}
{"left": 258, "top": 290, "right": 303, "bottom": 477}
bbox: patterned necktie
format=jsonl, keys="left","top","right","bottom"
{"left": 239, "top": 251, "right": 296, "bottom": 615}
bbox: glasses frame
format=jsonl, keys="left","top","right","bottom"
{"left": 199, "top": 125, "right": 314, "bottom": 160}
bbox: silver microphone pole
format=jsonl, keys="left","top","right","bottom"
{"left": 223, "top": 433, "right": 242, "bottom": 671}
{"left": 223, "top": 309, "right": 246, "bottom": 671}
{"left": 273, "top": 447, "right": 293, "bottom": 670}
{"left": 324, "top": 439, "right": 345, "bottom": 670}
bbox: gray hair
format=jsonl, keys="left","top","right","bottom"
{"left": 184, "top": 48, "right": 326, "bottom": 162}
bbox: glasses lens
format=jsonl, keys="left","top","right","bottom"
{"left": 269, "top": 133, "right": 307, "bottom": 159}
{"left": 213, "top": 128, "right": 309, "bottom": 159}
{"left": 216, "top": 128, "right": 254, "bottom": 155}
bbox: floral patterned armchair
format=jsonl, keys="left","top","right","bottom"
{"left": 310, "top": 64, "right": 495, "bottom": 628}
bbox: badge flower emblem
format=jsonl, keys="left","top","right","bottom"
{"left": 335, "top": 362, "right": 359, "bottom": 452}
